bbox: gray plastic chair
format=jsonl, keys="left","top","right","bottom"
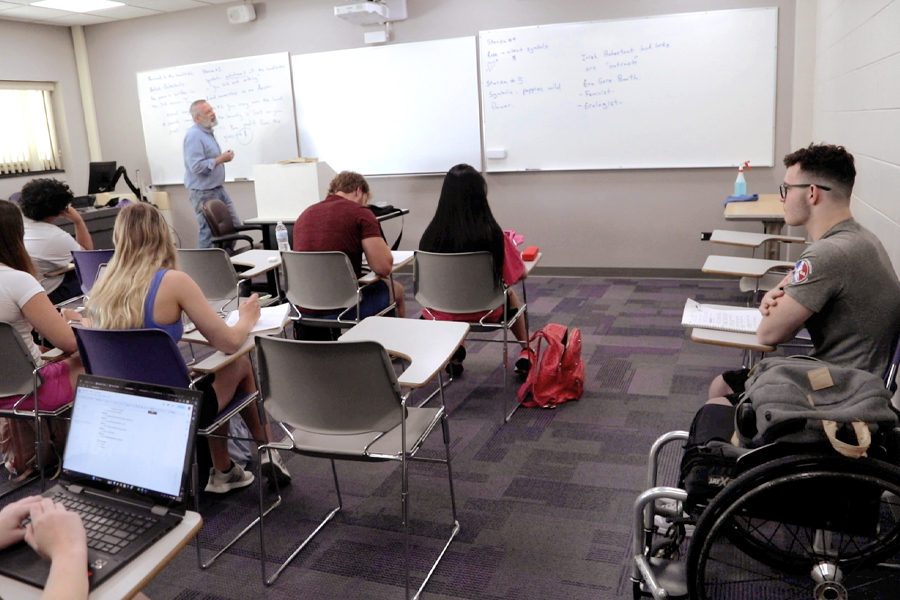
{"left": 0, "top": 322, "right": 72, "bottom": 498}
{"left": 280, "top": 250, "right": 396, "bottom": 330}
{"left": 413, "top": 250, "right": 527, "bottom": 423}
{"left": 254, "top": 336, "right": 459, "bottom": 595}
{"left": 177, "top": 248, "right": 243, "bottom": 313}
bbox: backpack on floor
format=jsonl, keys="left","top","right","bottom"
{"left": 517, "top": 323, "right": 584, "bottom": 408}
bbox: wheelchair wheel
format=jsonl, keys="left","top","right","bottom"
{"left": 687, "top": 454, "right": 900, "bottom": 599}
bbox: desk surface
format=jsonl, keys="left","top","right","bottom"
{"left": 723, "top": 193, "right": 785, "bottom": 221}
{"left": 359, "top": 251, "right": 414, "bottom": 284}
{"left": 340, "top": 317, "right": 469, "bottom": 388}
{"left": 710, "top": 230, "right": 806, "bottom": 248}
{"left": 690, "top": 328, "right": 775, "bottom": 352}
{"left": 231, "top": 249, "right": 281, "bottom": 279}
{"left": 702, "top": 255, "right": 794, "bottom": 278}
{"left": 247, "top": 207, "right": 409, "bottom": 224}
{"left": 523, "top": 252, "right": 542, "bottom": 276}
{"left": 0, "top": 511, "right": 201, "bottom": 600}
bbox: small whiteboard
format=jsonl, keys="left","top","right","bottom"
{"left": 479, "top": 8, "right": 778, "bottom": 172}
{"left": 137, "top": 53, "right": 298, "bottom": 185}
{"left": 292, "top": 37, "right": 482, "bottom": 176}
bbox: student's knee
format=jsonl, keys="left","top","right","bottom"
{"left": 708, "top": 374, "right": 734, "bottom": 399}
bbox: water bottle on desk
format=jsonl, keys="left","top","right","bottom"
{"left": 275, "top": 221, "right": 290, "bottom": 252}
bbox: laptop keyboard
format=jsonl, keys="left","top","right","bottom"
{"left": 52, "top": 492, "right": 159, "bottom": 555}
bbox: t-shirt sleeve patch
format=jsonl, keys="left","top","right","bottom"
{"left": 791, "top": 259, "right": 812, "bottom": 284}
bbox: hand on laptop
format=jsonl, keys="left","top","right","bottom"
{"left": 0, "top": 495, "right": 42, "bottom": 549}
{"left": 23, "top": 497, "right": 87, "bottom": 564}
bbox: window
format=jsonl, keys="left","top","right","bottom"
{"left": 0, "top": 81, "right": 61, "bottom": 176}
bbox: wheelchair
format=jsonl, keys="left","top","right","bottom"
{"left": 631, "top": 430, "right": 900, "bottom": 600}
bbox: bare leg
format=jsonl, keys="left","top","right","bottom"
{"left": 208, "top": 356, "right": 257, "bottom": 472}
{"left": 507, "top": 288, "right": 528, "bottom": 346}
{"left": 708, "top": 374, "right": 735, "bottom": 399}
{"left": 390, "top": 279, "right": 406, "bottom": 318}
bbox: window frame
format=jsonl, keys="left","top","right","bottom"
{"left": 0, "top": 80, "right": 63, "bottom": 179}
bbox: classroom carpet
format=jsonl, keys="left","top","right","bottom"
{"left": 2, "top": 275, "right": 754, "bottom": 599}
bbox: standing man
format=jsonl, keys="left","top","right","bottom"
{"left": 20, "top": 178, "right": 94, "bottom": 305}
{"left": 183, "top": 99, "right": 241, "bottom": 248}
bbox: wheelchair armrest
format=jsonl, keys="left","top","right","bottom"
{"left": 210, "top": 233, "right": 255, "bottom": 249}
{"left": 233, "top": 223, "right": 265, "bottom": 233}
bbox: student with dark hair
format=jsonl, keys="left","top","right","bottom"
{"left": 419, "top": 164, "right": 531, "bottom": 376}
{"left": 0, "top": 199, "right": 83, "bottom": 479}
{"left": 20, "top": 179, "right": 94, "bottom": 305}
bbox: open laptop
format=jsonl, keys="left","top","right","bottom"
{"left": 0, "top": 374, "right": 201, "bottom": 589}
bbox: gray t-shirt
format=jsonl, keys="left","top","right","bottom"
{"left": 785, "top": 218, "right": 900, "bottom": 374}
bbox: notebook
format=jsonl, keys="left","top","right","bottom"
{"left": 681, "top": 298, "right": 763, "bottom": 334}
{"left": 0, "top": 374, "right": 201, "bottom": 590}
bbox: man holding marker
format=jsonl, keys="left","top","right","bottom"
{"left": 183, "top": 99, "right": 241, "bottom": 248}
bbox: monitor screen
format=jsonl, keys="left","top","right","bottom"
{"left": 87, "top": 161, "right": 117, "bottom": 194}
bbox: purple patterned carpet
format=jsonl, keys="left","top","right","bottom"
{"left": 2, "top": 276, "right": 751, "bottom": 599}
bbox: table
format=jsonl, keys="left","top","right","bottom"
{"left": 230, "top": 249, "right": 282, "bottom": 280}
{"left": 710, "top": 230, "right": 806, "bottom": 255}
{"left": 723, "top": 194, "right": 787, "bottom": 260}
{"left": 690, "top": 328, "right": 774, "bottom": 353}
{"left": 0, "top": 511, "right": 201, "bottom": 600}
{"left": 246, "top": 208, "right": 410, "bottom": 251}
{"left": 340, "top": 317, "right": 469, "bottom": 388}
{"left": 359, "top": 250, "right": 415, "bottom": 284}
{"left": 702, "top": 255, "right": 794, "bottom": 278}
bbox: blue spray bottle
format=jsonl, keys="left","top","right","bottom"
{"left": 734, "top": 161, "right": 751, "bottom": 196}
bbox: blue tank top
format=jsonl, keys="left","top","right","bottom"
{"left": 143, "top": 269, "right": 184, "bottom": 341}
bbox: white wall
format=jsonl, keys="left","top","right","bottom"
{"left": 79, "top": 0, "right": 797, "bottom": 265}
{"left": 812, "top": 0, "right": 900, "bottom": 276}
{"left": 0, "top": 20, "right": 91, "bottom": 200}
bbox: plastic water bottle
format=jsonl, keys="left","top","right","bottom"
{"left": 275, "top": 221, "right": 290, "bottom": 252}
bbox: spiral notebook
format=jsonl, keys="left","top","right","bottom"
{"left": 681, "top": 298, "right": 762, "bottom": 334}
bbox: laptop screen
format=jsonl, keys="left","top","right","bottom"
{"left": 62, "top": 375, "right": 201, "bottom": 503}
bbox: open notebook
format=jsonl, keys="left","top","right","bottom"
{"left": 681, "top": 298, "right": 762, "bottom": 334}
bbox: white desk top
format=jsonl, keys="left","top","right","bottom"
{"left": 359, "top": 251, "right": 414, "bottom": 284}
{"left": 702, "top": 255, "right": 794, "bottom": 278}
{"left": 523, "top": 252, "right": 542, "bottom": 276}
{"left": 247, "top": 207, "right": 409, "bottom": 224}
{"left": 690, "top": 328, "right": 775, "bottom": 352}
{"left": 0, "top": 511, "right": 201, "bottom": 600}
{"left": 723, "top": 194, "right": 785, "bottom": 221}
{"left": 340, "top": 317, "right": 469, "bottom": 388}
{"left": 230, "top": 250, "right": 281, "bottom": 279}
{"left": 710, "top": 230, "right": 806, "bottom": 248}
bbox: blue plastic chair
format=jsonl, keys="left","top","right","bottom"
{"left": 71, "top": 249, "right": 114, "bottom": 295}
{"left": 72, "top": 326, "right": 271, "bottom": 569}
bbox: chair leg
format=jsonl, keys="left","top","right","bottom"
{"left": 260, "top": 456, "right": 341, "bottom": 586}
{"left": 415, "top": 369, "right": 451, "bottom": 408}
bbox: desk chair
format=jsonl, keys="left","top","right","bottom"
{"left": 0, "top": 322, "right": 72, "bottom": 499}
{"left": 414, "top": 251, "right": 527, "bottom": 424}
{"left": 254, "top": 336, "right": 459, "bottom": 596}
{"left": 281, "top": 251, "right": 397, "bottom": 339}
{"left": 199, "top": 198, "right": 263, "bottom": 254}
{"left": 177, "top": 248, "right": 243, "bottom": 314}
{"left": 72, "top": 326, "right": 273, "bottom": 570}
{"left": 71, "top": 249, "right": 114, "bottom": 295}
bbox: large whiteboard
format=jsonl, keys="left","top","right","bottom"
{"left": 292, "top": 37, "right": 481, "bottom": 176}
{"left": 136, "top": 53, "right": 298, "bottom": 185}
{"left": 479, "top": 8, "right": 778, "bottom": 172}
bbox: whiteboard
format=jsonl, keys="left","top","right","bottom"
{"left": 136, "top": 53, "right": 298, "bottom": 185}
{"left": 292, "top": 37, "right": 482, "bottom": 176}
{"left": 479, "top": 8, "right": 778, "bottom": 172}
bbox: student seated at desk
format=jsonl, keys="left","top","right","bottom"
{"left": 0, "top": 200, "right": 83, "bottom": 480}
{"left": 418, "top": 164, "right": 531, "bottom": 376}
{"left": 81, "top": 203, "right": 291, "bottom": 493}
{"left": 20, "top": 179, "right": 94, "bottom": 305}
{"left": 293, "top": 171, "right": 406, "bottom": 320}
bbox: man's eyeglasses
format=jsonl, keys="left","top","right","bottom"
{"left": 779, "top": 182, "right": 831, "bottom": 199}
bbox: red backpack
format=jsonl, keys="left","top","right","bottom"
{"left": 517, "top": 324, "right": 585, "bottom": 408}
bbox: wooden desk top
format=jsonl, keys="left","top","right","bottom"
{"left": 702, "top": 255, "right": 794, "bottom": 278}
{"left": 690, "top": 328, "right": 775, "bottom": 353}
{"left": 0, "top": 511, "right": 201, "bottom": 600}
{"left": 231, "top": 249, "right": 281, "bottom": 279}
{"left": 340, "top": 317, "right": 469, "bottom": 388}
{"left": 723, "top": 193, "right": 785, "bottom": 221}
{"left": 359, "top": 251, "right": 414, "bottom": 284}
{"left": 710, "top": 230, "right": 806, "bottom": 247}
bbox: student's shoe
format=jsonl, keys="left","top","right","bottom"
{"left": 260, "top": 450, "right": 292, "bottom": 487}
{"left": 205, "top": 462, "right": 254, "bottom": 494}
{"left": 445, "top": 345, "right": 466, "bottom": 378}
{"left": 515, "top": 348, "right": 533, "bottom": 376}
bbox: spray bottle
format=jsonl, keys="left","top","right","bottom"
{"left": 734, "top": 161, "right": 751, "bottom": 196}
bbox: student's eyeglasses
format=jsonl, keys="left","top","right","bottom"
{"left": 779, "top": 182, "right": 831, "bottom": 199}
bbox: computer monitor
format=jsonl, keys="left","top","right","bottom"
{"left": 87, "top": 161, "right": 118, "bottom": 194}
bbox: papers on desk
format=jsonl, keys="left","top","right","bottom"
{"left": 225, "top": 303, "right": 291, "bottom": 333}
{"left": 681, "top": 299, "right": 762, "bottom": 334}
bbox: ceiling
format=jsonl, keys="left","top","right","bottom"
{"left": 0, "top": 0, "right": 238, "bottom": 26}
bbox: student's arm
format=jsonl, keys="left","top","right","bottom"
{"left": 21, "top": 293, "right": 78, "bottom": 354}
{"left": 24, "top": 498, "right": 88, "bottom": 600}
{"left": 756, "top": 289, "right": 813, "bottom": 346}
{"left": 361, "top": 236, "right": 394, "bottom": 277}
{"left": 167, "top": 271, "right": 260, "bottom": 354}
{"left": 59, "top": 207, "right": 93, "bottom": 251}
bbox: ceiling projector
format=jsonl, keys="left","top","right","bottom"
{"left": 334, "top": 1, "right": 389, "bottom": 25}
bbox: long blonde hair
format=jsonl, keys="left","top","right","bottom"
{"left": 87, "top": 203, "right": 178, "bottom": 329}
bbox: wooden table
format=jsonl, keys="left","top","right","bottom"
{"left": 724, "top": 193, "right": 788, "bottom": 259}
{"left": 0, "top": 511, "right": 201, "bottom": 600}
{"left": 340, "top": 317, "right": 469, "bottom": 388}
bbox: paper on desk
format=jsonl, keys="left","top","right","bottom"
{"left": 225, "top": 303, "right": 291, "bottom": 333}
{"left": 681, "top": 298, "right": 762, "bottom": 334}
